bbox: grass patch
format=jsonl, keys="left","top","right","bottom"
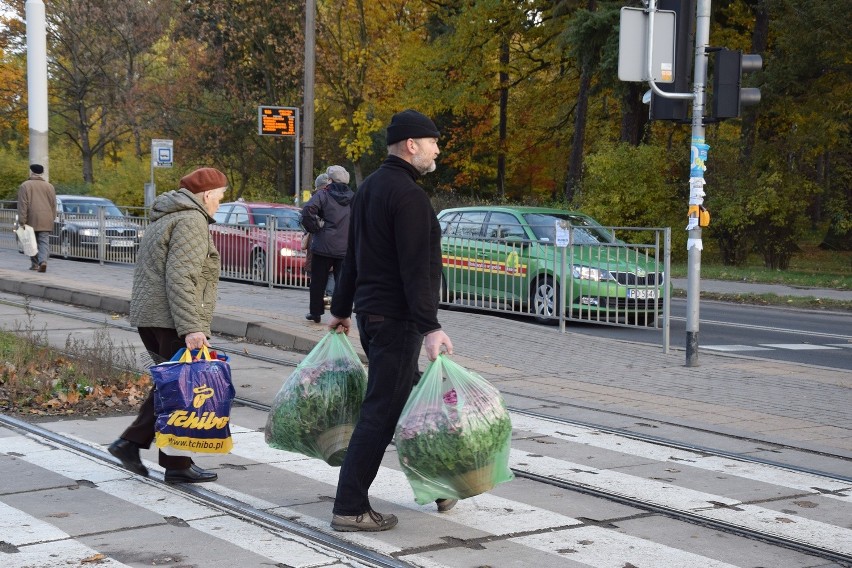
{"left": 670, "top": 243, "right": 851, "bottom": 290}
{"left": 670, "top": 288, "right": 852, "bottom": 312}
{"left": 0, "top": 309, "right": 149, "bottom": 416}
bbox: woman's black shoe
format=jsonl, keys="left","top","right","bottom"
{"left": 305, "top": 313, "right": 321, "bottom": 323}
{"left": 164, "top": 464, "right": 218, "bottom": 484}
{"left": 108, "top": 439, "right": 149, "bottom": 477}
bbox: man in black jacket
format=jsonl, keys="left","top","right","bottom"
{"left": 328, "top": 109, "right": 454, "bottom": 532}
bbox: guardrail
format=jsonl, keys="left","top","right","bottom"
{"left": 439, "top": 225, "right": 671, "bottom": 351}
{"left": 1, "top": 200, "right": 670, "bottom": 349}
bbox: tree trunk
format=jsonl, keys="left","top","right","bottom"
{"left": 739, "top": 0, "right": 769, "bottom": 163}
{"left": 620, "top": 83, "right": 647, "bottom": 146}
{"left": 77, "top": 104, "right": 95, "bottom": 184}
{"left": 497, "top": 37, "right": 509, "bottom": 200}
{"left": 564, "top": 0, "right": 596, "bottom": 204}
{"left": 565, "top": 68, "right": 590, "bottom": 203}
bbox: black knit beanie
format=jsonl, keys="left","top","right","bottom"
{"left": 386, "top": 109, "right": 440, "bottom": 145}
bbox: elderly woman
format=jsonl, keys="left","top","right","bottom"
{"left": 108, "top": 167, "right": 227, "bottom": 484}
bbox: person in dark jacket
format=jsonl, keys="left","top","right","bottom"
{"left": 302, "top": 172, "right": 331, "bottom": 278}
{"left": 17, "top": 164, "right": 56, "bottom": 272}
{"left": 301, "top": 165, "right": 354, "bottom": 323}
{"left": 107, "top": 167, "right": 227, "bottom": 484}
{"left": 327, "top": 110, "right": 454, "bottom": 532}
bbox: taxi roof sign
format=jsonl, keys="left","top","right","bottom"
{"left": 258, "top": 106, "right": 297, "bottom": 137}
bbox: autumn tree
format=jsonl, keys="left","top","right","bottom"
{"left": 173, "top": 0, "right": 306, "bottom": 199}
{"left": 3, "top": 0, "right": 170, "bottom": 183}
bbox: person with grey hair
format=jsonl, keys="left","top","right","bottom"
{"left": 302, "top": 172, "right": 332, "bottom": 277}
{"left": 327, "top": 110, "right": 454, "bottom": 532}
{"left": 301, "top": 165, "right": 354, "bottom": 323}
{"left": 17, "top": 164, "right": 56, "bottom": 272}
{"left": 108, "top": 167, "right": 227, "bottom": 484}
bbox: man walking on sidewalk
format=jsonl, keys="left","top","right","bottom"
{"left": 328, "top": 110, "right": 455, "bottom": 532}
{"left": 17, "top": 164, "right": 56, "bottom": 272}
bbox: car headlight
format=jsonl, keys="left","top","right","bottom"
{"left": 279, "top": 247, "right": 297, "bottom": 257}
{"left": 79, "top": 228, "right": 99, "bottom": 237}
{"left": 136, "top": 229, "right": 145, "bottom": 239}
{"left": 572, "top": 265, "right": 611, "bottom": 281}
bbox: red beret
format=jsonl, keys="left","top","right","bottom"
{"left": 180, "top": 168, "right": 228, "bottom": 194}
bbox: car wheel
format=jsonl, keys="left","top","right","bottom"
{"left": 530, "top": 276, "right": 559, "bottom": 325}
{"left": 251, "top": 250, "right": 267, "bottom": 285}
{"left": 60, "top": 233, "right": 74, "bottom": 259}
{"left": 440, "top": 272, "right": 455, "bottom": 304}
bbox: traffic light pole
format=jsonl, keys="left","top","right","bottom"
{"left": 685, "top": 0, "right": 712, "bottom": 367}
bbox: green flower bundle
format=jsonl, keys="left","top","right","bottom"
{"left": 265, "top": 332, "right": 367, "bottom": 466}
{"left": 395, "top": 355, "right": 513, "bottom": 504}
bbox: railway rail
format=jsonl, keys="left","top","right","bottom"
{"left": 2, "top": 295, "right": 851, "bottom": 566}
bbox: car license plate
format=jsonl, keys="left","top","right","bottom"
{"left": 111, "top": 239, "right": 134, "bottom": 248}
{"left": 628, "top": 288, "right": 656, "bottom": 299}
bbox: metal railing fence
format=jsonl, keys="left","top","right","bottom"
{"left": 1, "top": 200, "right": 670, "bottom": 349}
{"left": 439, "top": 224, "right": 671, "bottom": 351}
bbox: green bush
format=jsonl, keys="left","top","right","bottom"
{"left": 577, "top": 142, "right": 686, "bottom": 259}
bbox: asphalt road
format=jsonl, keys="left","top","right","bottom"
{"left": 569, "top": 299, "right": 852, "bottom": 370}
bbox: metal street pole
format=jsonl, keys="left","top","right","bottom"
{"left": 685, "top": 0, "right": 711, "bottom": 367}
{"left": 300, "top": 0, "right": 316, "bottom": 201}
{"left": 25, "top": 0, "right": 49, "bottom": 180}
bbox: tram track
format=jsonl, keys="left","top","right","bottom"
{"left": 3, "top": 399, "right": 850, "bottom": 565}
{"left": 3, "top": 295, "right": 852, "bottom": 565}
{"left": 2, "top": 296, "right": 849, "bottom": 473}
{"left": 0, "top": 413, "right": 415, "bottom": 568}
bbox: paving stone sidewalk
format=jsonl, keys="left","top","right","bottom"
{"left": 0, "top": 249, "right": 849, "bottom": 457}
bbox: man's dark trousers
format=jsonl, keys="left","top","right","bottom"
{"left": 119, "top": 326, "right": 193, "bottom": 469}
{"left": 332, "top": 315, "right": 423, "bottom": 515}
{"left": 309, "top": 254, "right": 343, "bottom": 316}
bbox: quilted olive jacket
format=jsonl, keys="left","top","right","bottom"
{"left": 129, "top": 189, "right": 220, "bottom": 338}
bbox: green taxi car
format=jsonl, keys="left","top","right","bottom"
{"left": 437, "top": 206, "right": 665, "bottom": 324}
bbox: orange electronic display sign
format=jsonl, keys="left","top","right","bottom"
{"left": 258, "top": 106, "right": 297, "bottom": 137}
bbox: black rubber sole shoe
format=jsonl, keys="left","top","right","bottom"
{"left": 305, "top": 313, "right": 321, "bottom": 323}
{"left": 436, "top": 498, "right": 458, "bottom": 513}
{"left": 107, "top": 439, "right": 149, "bottom": 477}
{"left": 164, "top": 464, "right": 218, "bottom": 484}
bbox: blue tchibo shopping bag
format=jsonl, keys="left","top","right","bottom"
{"left": 151, "top": 345, "right": 235, "bottom": 454}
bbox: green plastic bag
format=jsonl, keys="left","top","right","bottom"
{"left": 265, "top": 332, "right": 367, "bottom": 466}
{"left": 395, "top": 354, "right": 514, "bottom": 504}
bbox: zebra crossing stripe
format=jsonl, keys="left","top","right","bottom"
{"left": 509, "top": 414, "right": 852, "bottom": 503}
{"left": 0, "top": 501, "right": 132, "bottom": 568}
{"left": 760, "top": 343, "right": 840, "bottom": 350}
{"left": 702, "top": 345, "right": 773, "bottom": 352}
{"left": 513, "top": 526, "right": 738, "bottom": 568}
{"left": 510, "top": 448, "right": 852, "bottom": 556}
{"left": 702, "top": 344, "right": 846, "bottom": 352}
{"left": 228, "top": 430, "right": 744, "bottom": 567}
{"left": 0, "top": 433, "right": 362, "bottom": 568}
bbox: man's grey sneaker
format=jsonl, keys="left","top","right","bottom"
{"left": 331, "top": 510, "right": 398, "bottom": 532}
{"left": 436, "top": 498, "right": 458, "bottom": 513}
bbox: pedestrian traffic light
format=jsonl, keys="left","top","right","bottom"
{"left": 710, "top": 49, "right": 762, "bottom": 120}
{"left": 650, "top": 0, "right": 696, "bottom": 122}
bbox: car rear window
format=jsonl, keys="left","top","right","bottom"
{"left": 63, "top": 201, "right": 123, "bottom": 217}
{"left": 251, "top": 208, "right": 301, "bottom": 230}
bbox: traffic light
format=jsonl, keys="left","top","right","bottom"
{"left": 650, "top": 0, "right": 696, "bottom": 122}
{"left": 710, "top": 49, "right": 762, "bottom": 119}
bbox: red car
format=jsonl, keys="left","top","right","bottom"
{"left": 211, "top": 200, "right": 307, "bottom": 286}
